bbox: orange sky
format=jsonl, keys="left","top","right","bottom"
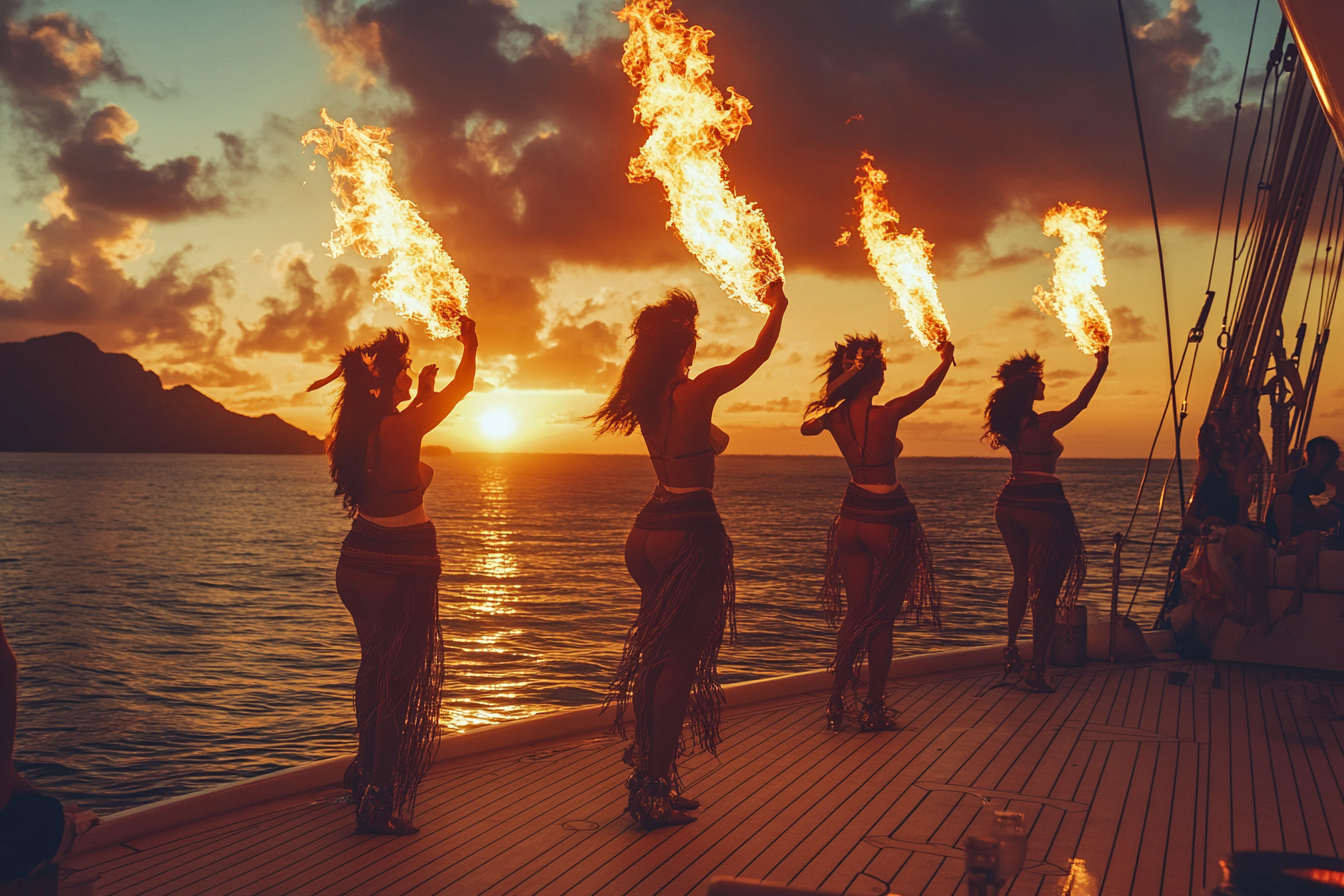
{"left": 1, "top": 0, "right": 1339, "bottom": 456}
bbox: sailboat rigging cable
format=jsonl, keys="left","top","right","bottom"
{"left": 1109, "top": 7, "right": 1340, "bottom": 619}
{"left": 1115, "top": 0, "right": 1184, "bottom": 511}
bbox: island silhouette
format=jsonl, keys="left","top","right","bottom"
{"left": 0, "top": 333, "right": 323, "bottom": 454}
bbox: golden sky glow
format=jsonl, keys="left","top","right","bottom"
{"left": 1, "top": 0, "right": 1338, "bottom": 457}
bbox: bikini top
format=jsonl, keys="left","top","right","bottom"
{"left": 834, "top": 402, "right": 900, "bottom": 471}
{"left": 1012, "top": 418, "right": 1063, "bottom": 460}
{"left": 651, "top": 384, "right": 727, "bottom": 473}
{"left": 365, "top": 425, "right": 425, "bottom": 503}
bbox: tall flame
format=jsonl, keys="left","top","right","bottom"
{"left": 301, "top": 109, "right": 469, "bottom": 338}
{"left": 1033, "top": 202, "right": 1111, "bottom": 354}
{"left": 619, "top": 0, "right": 783, "bottom": 313}
{"left": 854, "top": 152, "right": 950, "bottom": 349}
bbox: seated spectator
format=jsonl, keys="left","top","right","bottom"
{"left": 1183, "top": 421, "right": 1271, "bottom": 633}
{"left": 0, "top": 620, "right": 65, "bottom": 884}
{"left": 1274, "top": 435, "right": 1344, "bottom": 618}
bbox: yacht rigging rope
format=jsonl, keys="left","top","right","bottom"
{"left": 1115, "top": 0, "right": 1185, "bottom": 509}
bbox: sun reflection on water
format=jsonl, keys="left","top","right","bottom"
{"left": 441, "top": 465, "right": 540, "bottom": 733}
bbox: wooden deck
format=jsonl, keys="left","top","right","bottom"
{"left": 66, "top": 656, "right": 1344, "bottom": 895}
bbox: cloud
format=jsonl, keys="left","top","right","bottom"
{"left": 509, "top": 317, "right": 622, "bottom": 391}
{"left": 46, "top": 105, "right": 231, "bottom": 220}
{"left": 1110, "top": 304, "right": 1155, "bottom": 342}
{"left": 697, "top": 341, "right": 742, "bottom": 360}
{"left": 956, "top": 247, "right": 1043, "bottom": 277}
{"left": 237, "top": 248, "right": 369, "bottom": 363}
{"left": 0, "top": 2, "right": 142, "bottom": 139}
{"left": 302, "top": 0, "right": 1241, "bottom": 316}
{"left": 726, "top": 396, "right": 803, "bottom": 414}
{"left": 0, "top": 2, "right": 259, "bottom": 387}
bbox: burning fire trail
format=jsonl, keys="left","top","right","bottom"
{"left": 619, "top": 0, "right": 783, "bottom": 313}
{"left": 853, "top": 153, "right": 949, "bottom": 349}
{"left": 302, "top": 109, "right": 469, "bottom": 338}
{"left": 1033, "top": 203, "right": 1111, "bottom": 354}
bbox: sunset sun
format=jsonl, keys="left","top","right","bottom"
{"left": 479, "top": 408, "right": 516, "bottom": 441}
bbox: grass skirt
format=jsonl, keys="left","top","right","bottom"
{"left": 608, "top": 488, "right": 736, "bottom": 772}
{"left": 819, "top": 482, "right": 941, "bottom": 694}
{"left": 995, "top": 476, "right": 1086, "bottom": 630}
{"left": 338, "top": 517, "right": 444, "bottom": 819}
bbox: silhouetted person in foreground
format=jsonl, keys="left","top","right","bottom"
{"left": 591, "top": 283, "right": 786, "bottom": 829}
{"left": 310, "top": 320, "right": 477, "bottom": 835}
{"left": 0, "top": 621, "right": 63, "bottom": 882}
{"left": 801, "top": 336, "right": 951, "bottom": 732}
{"left": 984, "top": 347, "right": 1107, "bottom": 693}
{"left": 1274, "top": 435, "right": 1344, "bottom": 619}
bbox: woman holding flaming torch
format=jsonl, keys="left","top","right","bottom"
{"left": 985, "top": 347, "right": 1107, "bottom": 693}
{"left": 802, "top": 337, "right": 951, "bottom": 732}
{"left": 311, "top": 319, "right": 477, "bottom": 835}
{"left": 591, "top": 281, "right": 787, "bottom": 829}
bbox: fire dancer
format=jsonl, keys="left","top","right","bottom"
{"left": 310, "top": 319, "right": 478, "bottom": 835}
{"left": 984, "top": 347, "right": 1107, "bottom": 692}
{"left": 801, "top": 336, "right": 951, "bottom": 731}
{"left": 591, "top": 281, "right": 787, "bottom": 829}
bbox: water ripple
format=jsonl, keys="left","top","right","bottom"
{"left": 0, "top": 453, "right": 1182, "bottom": 813}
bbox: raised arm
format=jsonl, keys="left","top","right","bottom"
{"left": 800, "top": 409, "right": 829, "bottom": 437}
{"left": 1038, "top": 346, "right": 1108, "bottom": 433}
{"left": 883, "top": 342, "right": 955, "bottom": 419}
{"left": 399, "top": 317, "right": 478, "bottom": 435}
{"left": 693, "top": 280, "right": 788, "bottom": 400}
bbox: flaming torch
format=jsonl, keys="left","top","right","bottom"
{"left": 619, "top": 0, "right": 784, "bottom": 313}
{"left": 1032, "top": 202, "right": 1112, "bottom": 354}
{"left": 853, "top": 152, "right": 950, "bottom": 349}
{"left": 302, "top": 109, "right": 469, "bottom": 338}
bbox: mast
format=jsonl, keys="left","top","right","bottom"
{"left": 1206, "top": 57, "right": 1333, "bottom": 489}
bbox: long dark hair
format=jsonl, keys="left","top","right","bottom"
{"left": 326, "top": 327, "right": 410, "bottom": 517}
{"left": 805, "top": 333, "right": 885, "bottom": 418}
{"left": 590, "top": 289, "right": 699, "bottom": 436}
{"left": 983, "top": 351, "right": 1043, "bottom": 450}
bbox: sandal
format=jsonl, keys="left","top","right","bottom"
{"left": 628, "top": 777, "right": 695, "bottom": 830}
{"left": 628, "top": 770, "right": 699, "bottom": 815}
{"left": 342, "top": 760, "right": 368, "bottom": 803}
{"left": 825, "top": 694, "right": 846, "bottom": 732}
{"left": 1002, "top": 644, "right": 1023, "bottom": 677}
{"left": 356, "top": 784, "right": 419, "bottom": 836}
{"left": 1021, "top": 663, "right": 1056, "bottom": 694}
{"left": 858, "top": 696, "right": 896, "bottom": 732}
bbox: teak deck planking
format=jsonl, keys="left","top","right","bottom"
{"left": 69, "top": 659, "right": 1344, "bottom": 895}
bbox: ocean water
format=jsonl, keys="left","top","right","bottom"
{"left": 0, "top": 453, "right": 1188, "bottom": 814}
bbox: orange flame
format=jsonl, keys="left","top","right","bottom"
{"left": 1033, "top": 202, "right": 1111, "bottom": 354}
{"left": 854, "top": 153, "right": 949, "bottom": 349}
{"left": 301, "top": 109, "right": 469, "bottom": 338}
{"left": 619, "top": 0, "right": 783, "bottom": 313}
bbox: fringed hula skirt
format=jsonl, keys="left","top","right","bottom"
{"left": 995, "top": 475, "right": 1086, "bottom": 628}
{"left": 608, "top": 488, "right": 736, "bottom": 769}
{"left": 820, "top": 482, "right": 941, "bottom": 694}
{"left": 338, "top": 516, "right": 445, "bottom": 819}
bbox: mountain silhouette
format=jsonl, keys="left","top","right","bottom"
{"left": 0, "top": 333, "right": 323, "bottom": 454}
